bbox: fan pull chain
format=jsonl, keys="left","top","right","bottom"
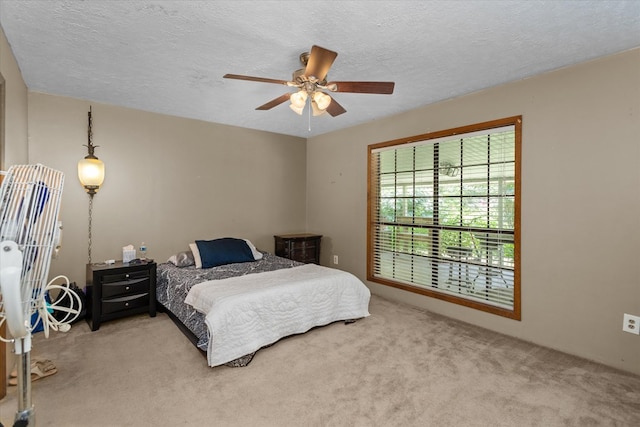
{"left": 88, "top": 194, "right": 93, "bottom": 264}
{"left": 308, "top": 97, "right": 311, "bottom": 132}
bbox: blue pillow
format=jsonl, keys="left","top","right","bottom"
{"left": 195, "top": 238, "right": 255, "bottom": 268}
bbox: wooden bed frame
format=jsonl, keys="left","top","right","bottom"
{"left": 157, "top": 301, "right": 206, "bottom": 359}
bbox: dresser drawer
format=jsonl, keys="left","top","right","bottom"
{"left": 295, "top": 254, "right": 319, "bottom": 264}
{"left": 102, "top": 293, "right": 149, "bottom": 315}
{"left": 289, "top": 247, "right": 316, "bottom": 261}
{"left": 274, "top": 234, "right": 322, "bottom": 264}
{"left": 102, "top": 277, "right": 150, "bottom": 299}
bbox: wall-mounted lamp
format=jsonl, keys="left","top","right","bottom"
{"left": 78, "top": 106, "right": 105, "bottom": 263}
{"left": 78, "top": 107, "right": 105, "bottom": 196}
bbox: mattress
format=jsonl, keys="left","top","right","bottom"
{"left": 185, "top": 263, "right": 371, "bottom": 366}
{"left": 156, "top": 252, "right": 371, "bottom": 367}
{"left": 156, "top": 253, "right": 304, "bottom": 365}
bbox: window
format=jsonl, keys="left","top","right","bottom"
{"left": 368, "top": 116, "right": 521, "bottom": 319}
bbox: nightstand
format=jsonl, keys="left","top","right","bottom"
{"left": 274, "top": 233, "right": 322, "bottom": 264}
{"left": 85, "top": 260, "right": 157, "bottom": 331}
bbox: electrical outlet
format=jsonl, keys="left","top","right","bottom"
{"left": 333, "top": 255, "right": 339, "bottom": 265}
{"left": 623, "top": 314, "right": 640, "bottom": 335}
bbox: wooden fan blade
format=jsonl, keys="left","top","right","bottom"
{"left": 224, "top": 74, "right": 290, "bottom": 85}
{"left": 256, "top": 93, "right": 291, "bottom": 110}
{"left": 305, "top": 45, "right": 337, "bottom": 82}
{"left": 326, "top": 81, "right": 395, "bottom": 94}
{"left": 325, "top": 97, "right": 347, "bottom": 117}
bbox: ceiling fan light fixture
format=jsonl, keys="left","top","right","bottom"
{"left": 290, "top": 90, "right": 308, "bottom": 108}
{"left": 311, "top": 100, "right": 326, "bottom": 116}
{"left": 289, "top": 103, "right": 304, "bottom": 115}
{"left": 312, "top": 91, "right": 331, "bottom": 110}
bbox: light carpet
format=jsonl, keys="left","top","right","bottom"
{"left": 1, "top": 295, "right": 639, "bottom": 426}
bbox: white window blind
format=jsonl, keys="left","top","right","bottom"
{"left": 368, "top": 117, "right": 520, "bottom": 318}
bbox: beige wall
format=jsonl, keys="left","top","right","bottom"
{"left": 0, "top": 23, "right": 28, "bottom": 168}
{"left": 27, "top": 94, "right": 307, "bottom": 288}
{"left": 307, "top": 48, "right": 640, "bottom": 375}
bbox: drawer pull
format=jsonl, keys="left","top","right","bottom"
{"left": 125, "top": 302, "right": 129, "bottom": 307}
{"left": 125, "top": 286, "right": 130, "bottom": 291}
{"left": 125, "top": 274, "right": 130, "bottom": 279}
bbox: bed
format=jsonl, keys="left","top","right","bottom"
{"left": 156, "top": 238, "right": 371, "bottom": 367}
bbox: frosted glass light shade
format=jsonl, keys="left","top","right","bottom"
{"left": 290, "top": 90, "right": 308, "bottom": 108}
{"left": 289, "top": 103, "right": 304, "bottom": 115}
{"left": 313, "top": 91, "right": 331, "bottom": 110}
{"left": 311, "top": 101, "right": 326, "bottom": 116}
{"left": 78, "top": 157, "right": 105, "bottom": 193}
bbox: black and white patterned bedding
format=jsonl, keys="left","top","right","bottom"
{"left": 156, "top": 252, "right": 303, "bottom": 366}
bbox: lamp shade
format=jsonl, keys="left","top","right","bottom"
{"left": 311, "top": 100, "right": 326, "bottom": 116}
{"left": 78, "top": 157, "right": 105, "bottom": 193}
{"left": 312, "top": 91, "right": 331, "bottom": 110}
{"left": 289, "top": 103, "right": 304, "bottom": 115}
{"left": 290, "top": 90, "right": 308, "bottom": 108}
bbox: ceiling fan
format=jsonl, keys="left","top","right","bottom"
{"left": 223, "top": 45, "right": 395, "bottom": 117}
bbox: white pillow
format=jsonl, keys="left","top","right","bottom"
{"left": 189, "top": 242, "right": 203, "bottom": 269}
{"left": 243, "top": 239, "right": 263, "bottom": 260}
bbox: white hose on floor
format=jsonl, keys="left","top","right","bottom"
{"left": 37, "top": 275, "right": 83, "bottom": 338}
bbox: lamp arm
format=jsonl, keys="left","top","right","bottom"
{"left": 82, "top": 143, "right": 100, "bottom": 159}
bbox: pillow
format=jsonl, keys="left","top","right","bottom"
{"left": 189, "top": 238, "right": 263, "bottom": 268}
{"left": 242, "top": 239, "right": 263, "bottom": 260}
{"left": 167, "top": 250, "right": 195, "bottom": 267}
{"left": 191, "top": 238, "right": 256, "bottom": 269}
{"left": 189, "top": 243, "right": 203, "bottom": 269}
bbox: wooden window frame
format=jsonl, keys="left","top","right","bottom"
{"left": 367, "top": 116, "right": 521, "bottom": 320}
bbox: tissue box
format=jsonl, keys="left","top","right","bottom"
{"left": 123, "top": 249, "right": 136, "bottom": 263}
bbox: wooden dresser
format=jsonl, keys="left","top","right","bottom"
{"left": 274, "top": 233, "right": 322, "bottom": 264}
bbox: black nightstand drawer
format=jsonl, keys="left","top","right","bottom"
{"left": 102, "top": 269, "right": 150, "bottom": 284}
{"left": 102, "top": 293, "right": 149, "bottom": 315}
{"left": 102, "top": 277, "right": 150, "bottom": 299}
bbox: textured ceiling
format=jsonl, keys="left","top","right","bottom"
{"left": 1, "top": 1, "right": 639, "bottom": 138}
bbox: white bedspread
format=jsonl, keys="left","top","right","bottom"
{"left": 184, "top": 263, "right": 371, "bottom": 367}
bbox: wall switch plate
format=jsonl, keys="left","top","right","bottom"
{"left": 623, "top": 314, "right": 640, "bottom": 335}
{"left": 333, "top": 255, "right": 339, "bottom": 265}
